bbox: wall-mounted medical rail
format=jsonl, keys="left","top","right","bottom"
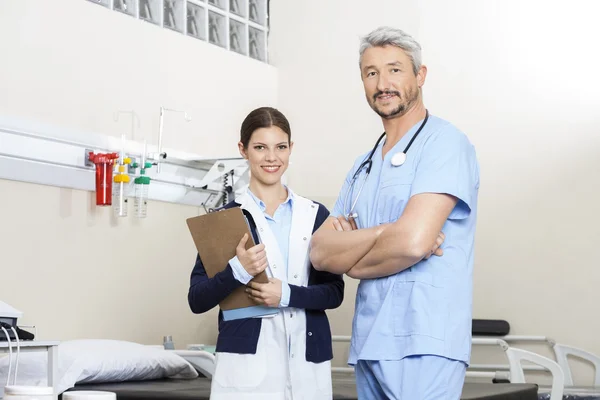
{"left": 0, "top": 115, "right": 248, "bottom": 210}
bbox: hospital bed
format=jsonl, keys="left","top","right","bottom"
{"left": 0, "top": 334, "right": 579, "bottom": 400}
{"left": 331, "top": 335, "right": 553, "bottom": 400}
{"left": 56, "top": 338, "right": 541, "bottom": 400}
{"left": 470, "top": 335, "right": 600, "bottom": 400}
{"left": 61, "top": 376, "right": 539, "bottom": 400}
{"left": 466, "top": 318, "right": 600, "bottom": 399}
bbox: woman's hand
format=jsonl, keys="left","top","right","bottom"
{"left": 236, "top": 233, "right": 268, "bottom": 276}
{"left": 246, "top": 278, "right": 283, "bottom": 307}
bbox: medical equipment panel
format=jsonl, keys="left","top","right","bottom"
{"left": 0, "top": 109, "right": 250, "bottom": 217}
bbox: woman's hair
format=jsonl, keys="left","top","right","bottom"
{"left": 240, "top": 107, "right": 291, "bottom": 148}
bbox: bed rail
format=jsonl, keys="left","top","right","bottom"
{"left": 332, "top": 335, "right": 565, "bottom": 400}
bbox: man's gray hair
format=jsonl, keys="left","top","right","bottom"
{"left": 359, "top": 26, "right": 422, "bottom": 75}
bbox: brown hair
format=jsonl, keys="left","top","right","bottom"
{"left": 240, "top": 107, "right": 291, "bottom": 148}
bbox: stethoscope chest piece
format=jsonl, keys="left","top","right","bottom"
{"left": 344, "top": 110, "right": 429, "bottom": 226}
{"left": 391, "top": 152, "right": 407, "bottom": 167}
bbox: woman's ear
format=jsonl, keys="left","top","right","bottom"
{"left": 289, "top": 141, "right": 294, "bottom": 155}
{"left": 238, "top": 141, "right": 247, "bottom": 159}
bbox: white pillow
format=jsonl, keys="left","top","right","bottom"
{"left": 0, "top": 339, "right": 198, "bottom": 396}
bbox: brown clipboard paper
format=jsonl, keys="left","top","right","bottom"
{"left": 186, "top": 207, "right": 270, "bottom": 311}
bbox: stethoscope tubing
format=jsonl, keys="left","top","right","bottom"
{"left": 344, "top": 110, "right": 430, "bottom": 223}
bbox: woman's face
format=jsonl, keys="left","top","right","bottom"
{"left": 239, "top": 125, "right": 293, "bottom": 187}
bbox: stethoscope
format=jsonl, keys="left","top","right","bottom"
{"left": 344, "top": 110, "right": 429, "bottom": 224}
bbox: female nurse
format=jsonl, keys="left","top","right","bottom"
{"left": 188, "top": 106, "right": 344, "bottom": 400}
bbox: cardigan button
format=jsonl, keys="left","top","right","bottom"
{"left": 308, "top": 332, "right": 313, "bottom": 336}
{"left": 303, "top": 237, "right": 307, "bottom": 241}
{"left": 294, "top": 274, "right": 298, "bottom": 278}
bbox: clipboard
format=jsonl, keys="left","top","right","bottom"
{"left": 186, "top": 207, "right": 270, "bottom": 311}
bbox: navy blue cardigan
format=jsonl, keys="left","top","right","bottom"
{"left": 188, "top": 200, "right": 344, "bottom": 363}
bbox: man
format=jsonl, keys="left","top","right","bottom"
{"left": 310, "top": 26, "right": 480, "bottom": 399}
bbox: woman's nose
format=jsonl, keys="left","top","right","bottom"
{"left": 265, "top": 149, "right": 276, "bottom": 161}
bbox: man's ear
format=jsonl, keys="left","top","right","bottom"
{"left": 417, "top": 65, "right": 428, "bottom": 88}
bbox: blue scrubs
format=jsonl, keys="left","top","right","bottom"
{"left": 356, "top": 356, "right": 466, "bottom": 400}
{"left": 331, "top": 114, "right": 480, "bottom": 399}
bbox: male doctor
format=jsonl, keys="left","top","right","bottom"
{"left": 310, "top": 26, "right": 480, "bottom": 399}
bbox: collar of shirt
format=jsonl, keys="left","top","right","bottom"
{"left": 247, "top": 186, "right": 295, "bottom": 213}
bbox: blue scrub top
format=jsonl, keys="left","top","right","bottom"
{"left": 331, "top": 114, "right": 480, "bottom": 365}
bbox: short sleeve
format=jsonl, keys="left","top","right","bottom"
{"left": 331, "top": 165, "right": 358, "bottom": 218}
{"left": 410, "top": 126, "right": 479, "bottom": 220}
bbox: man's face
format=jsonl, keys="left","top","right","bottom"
{"left": 360, "top": 45, "right": 426, "bottom": 119}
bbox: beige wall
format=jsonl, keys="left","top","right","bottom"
{"left": 0, "top": 179, "right": 216, "bottom": 348}
{"left": 0, "top": 0, "right": 277, "bottom": 349}
{"left": 270, "top": 0, "right": 600, "bottom": 382}
{"left": 0, "top": 0, "right": 277, "bottom": 156}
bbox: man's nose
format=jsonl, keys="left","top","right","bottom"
{"left": 376, "top": 72, "right": 391, "bottom": 92}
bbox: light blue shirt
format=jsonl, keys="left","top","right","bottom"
{"left": 225, "top": 188, "right": 293, "bottom": 321}
{"left": 331, "top": 114, "right": 480, "bottom": 365}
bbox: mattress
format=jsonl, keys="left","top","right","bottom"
{"left": 61, "top": 377, "right": 538, "bottom": 400}
{"left": 538, "top": 389, "right": 600, "bottom": 400}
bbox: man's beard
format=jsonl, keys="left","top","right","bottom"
{"left": 370, "top": 87, "right": 418, "bottom": 119}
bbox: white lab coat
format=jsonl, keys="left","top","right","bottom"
{"left": 210, "top": 189, "right": 333, "bottom": 400}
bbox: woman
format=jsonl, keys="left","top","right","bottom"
{"left": 188, "top": 107, "right": 344, "bottom": 400}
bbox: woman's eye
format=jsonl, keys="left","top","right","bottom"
{"left": 278, "top": 145, "right": 288, "bottom": 150}
{"left": 254, "top": 146, "right": 264, "bottom": 150}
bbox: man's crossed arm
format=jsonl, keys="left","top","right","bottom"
{"left": 309, "top": 192, "right": 457, "bottom": 279}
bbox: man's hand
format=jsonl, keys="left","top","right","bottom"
{"left": 246, "top": 278, "right": 283, "bottom": 307}
{"left": 332, "top": 216, "right": 357, "bottom": 231}
{"left": 236, "top": 233, "right": 268, "bottom": 277}
{"left": 424, "top": 231, "right": 445, "bottom": 259}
